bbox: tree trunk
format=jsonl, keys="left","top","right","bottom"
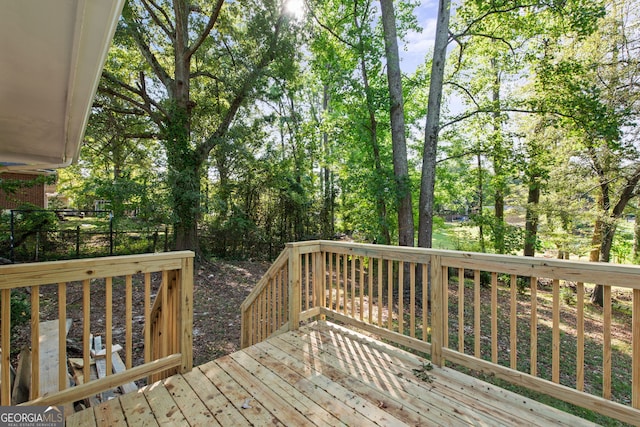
{"left": 355, "top": 11, "right": 391, "bottom": 245}
{"left": 523, "top": 180, "right": 540, "bottom": 256}
{"left": 491, "top": 59, "right": 506, "bottom": 254}
{"left": 590, "top": 164, "right": 640, "bottom": 305}
{"left": 418, "top": 0, "right": 451, "bottom": 248}
{"left": 591, "top": 220, "right": 614, "bottom": 307}
{"left": 321, "top": 84, "right": 334, "bottom": 238}
{"left": 166, "top": 138, "right": 202, "bottom": 252}
{"left": 380, "top": 0, "right": 414, "bottom": 248}
{"left": 169, "top": 0, "right": 201, "bottom": 252}
{"left": 477, "top": 152, "right": 485, "bottom": 252}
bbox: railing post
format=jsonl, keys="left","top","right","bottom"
{"left": 288, "top": 245, "right": 301, "bottom": 330}
{"left": 178, "top": 253, "right": 194, "bottom": 373}
{"left": 430, "top": 255, "right": 444, "bottom": 366}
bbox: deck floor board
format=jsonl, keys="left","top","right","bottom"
{"left": 66, "top": 321, "right": 599, "bottom": 426}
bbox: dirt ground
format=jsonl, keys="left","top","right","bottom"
{"left": 190, "top": 261, "right": 269, "bottom": 366}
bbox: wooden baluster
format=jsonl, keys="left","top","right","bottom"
{"left": 105, "top": 277, "right": 113, "bottom": 378}
{"left": 31, "top": 285, "right": 40, "bottom": 399}
{"left": 510, "top": 274, "right": 517, "bottom": 369}
{"left": 491, "top": 272, "right": 498, "bottom": 364}
{"left": 474, "top": 270, "right": 481, "bottom": 358}
{"left": 359, "top": 257, "right": 365, "bottom": 322}
{"left": 328, "top": 253, "right": 334, "bottom": 311}
{"left": 261, "top": 290, "right": 267, "bottom": 340}
{"left": 144, "top": 272, "right": 151, "bottom": 364}
{"left": 342, "top": 254, "right": 348, "bottom": 315}
{"left": 304, "top": 253, "right": 311, "bottom": 310}
{"left": 458, "top": 268, "right": 464, "bottom": 353}
{"left": 633, "top": 288, "right": 640, "bottom": 409}
{"left": 410, "top": 263, "right": 415, "bottom": 339}
{"left": 552, "top": 278, "right": 560, "bottom": 383}
{"left": 1, "top": 289, "right": 11, "bottom": 404}
{"left": 349, "top": 256, "right": 357, "bottom": 318}
{"left": 351, "top": 255, "right": 356, "bottom": 318}
{"left": 367, "top": 257, "right": 373, "bottom": 324}
{"left": 603, "top": 285, "right": 612, "bottom": 399}
{"left": 398, "top": 261, "right": 404, "bottom": 335}
{"left": 387, "top": 259, "right": 393, "bottom": 331}
{"left": 284, "top": 267, "right": 289, "bottom": 323}
{"left": 315, "top": 251, "right": 325, "bottom": 318}
{"left": 160, "top": 272, "right": 168, "bottom": 358}
{"left": 422, "top": 262, "right": 428, "bottom": 342}
{"left": 530, "top": 276, "right": 538, "bottom": 377}
{"left": 58, "top": 283, "right": 67, "bottom": 390}
{"left": 377, "top": 258, "right": 383, "bottom": 327}
{"left": 126, "top": 275, "right": 133, "bottom": 369}
{"left": 82, "top": 280, "right": 91, "bottom": 385}
{"left": 576, "top": 282, "right": 584, "bottom": 390}
{"left": 443, "top": 266, "right": 449, "bottom": 349}
{"left": 268, "top": 277, "right": 274, "bottom": 335}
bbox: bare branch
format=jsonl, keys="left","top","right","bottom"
{"left": 186, "top": 0, "right": 224, "bottom": 59}
{"left": 304, "top": 0, "right": 357, "bottom": 49}
{"left": 100, "top": 71, "right": 169, "bottom": 124}
{"left": 436, "top": 149, "right": 487, "bottom": 164}
{"left": 466, "top": 32, "right": 516, "bottom": 55}
{"left": 198, "top": 13, "right": 287, "bottom": 161}
{"left": 141, "top": 0, "right": 175, "bottom": 40}
{"left": 123, "top": 14, "right": 174, "bottom": 92}
{"left": 222, "top": 36, "right": 237, "bottom": 68}
{"left": 445, "top": 81, "right": 480, "bottom": 109}
{"left": 453, "top": 2, "right": 539, "bottom": 39}
{"left": 92, "top": 101, "right": 147, "bottom": 116}
{"left": 121, "top": 132, "right": 159, "bottom": 139}
{"left": 190, "top": 70, "right": 223, "bottom": 81}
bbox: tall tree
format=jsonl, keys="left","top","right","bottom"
{"left": 308, "top": 0, "right": 394, "bottom": 244}
{"left": 99, "top": 0, "right": 299, "bottom": 252}
{"left": 380, "top": 0, "right": 414, "bottom": 247}
{"left": 418, "top": 0, "right": 451, "bottom": 248}
{"left": 530, "top": 0, "right": 638, "bottom": 304}
{"left": 432, "top": 0, "right": 606, "bottom": 255}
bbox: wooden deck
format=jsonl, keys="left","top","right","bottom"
{"left": 66, "top": 321, "right": 598, "bottom": 426}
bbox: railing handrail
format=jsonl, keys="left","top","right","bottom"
{"left": 240, "top": 248, "right": 289, "bottom": 311}
{"left": 304, "top": 240, "right": 640, "bottom": 289}
{"left": 0, "top": 251, "right": 194, "bottom": 289}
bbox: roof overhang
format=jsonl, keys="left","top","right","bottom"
{"left": 0, "top": 0, "right": 125, "bottom": 172}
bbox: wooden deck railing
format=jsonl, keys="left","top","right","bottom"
{"left": 241, "top": 240, "right": 640, "bottom": 425}
{"left": 0, "top": 251, "right": 194, "bottom": 407}
{"left": 240, "top": 249, "right": 291, "bottom": 347}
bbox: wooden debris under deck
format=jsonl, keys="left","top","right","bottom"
{"left": 68, "top": 335, "right": 138, "bottom": 408}
{"left": 66, "top": 321, "right": 599, "bottom": 427}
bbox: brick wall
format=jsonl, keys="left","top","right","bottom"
{"left": 0, "top": 172, "right": 46, "bottom": 209}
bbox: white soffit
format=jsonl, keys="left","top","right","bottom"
{"left": 0, "top": 0, "right": 125, "bottom": 171}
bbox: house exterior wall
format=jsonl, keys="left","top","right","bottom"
{"left": 0, "top": 172, "right": 46, "bottom": 209}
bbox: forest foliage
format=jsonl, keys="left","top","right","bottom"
{"left": 54, "top": 0, "right": 639, "bottom": 269}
